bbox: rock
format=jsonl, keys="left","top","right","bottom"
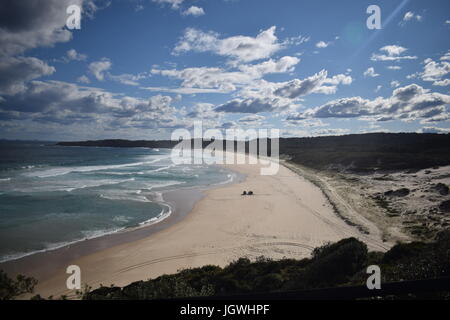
{"left": 439, "top": 200, "right": 450, "bottom": 213}
{"left": 431, "top": 183, "right": 449, "bottom": 196}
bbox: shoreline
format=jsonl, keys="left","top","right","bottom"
{"left": 3, "top": 157, "right": 390, "bottom": 298}
{"left": 0, "top": 167, "right": 245, "bottom": 284}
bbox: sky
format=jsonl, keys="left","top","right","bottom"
{"left": 0, "top": 0, "right": 449, "bottom": 141}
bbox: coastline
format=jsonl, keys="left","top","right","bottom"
{"left": 0, "top": 167, "right": 245, "bottom": 287}
{"left": 6, "top": 155, "right": 392, "bottom": 299}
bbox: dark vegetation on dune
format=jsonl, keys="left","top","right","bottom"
{"left": 279, "top": 133, "right": 450, "bottom": 172}
{"left": 78, "top": 230, "right": 450, "bottom": 300}
{"left": 57, "top": 133, "right": 450, "bottom": 173}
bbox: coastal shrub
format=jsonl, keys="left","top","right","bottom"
{"left": 82, "top": 233, "right": 449, "bottom": 300}
{"left": 285, "top": 238, "right": 368, "bottom": 290}
{"left": 0, "top": 270, "right": 38, "bottom": 300}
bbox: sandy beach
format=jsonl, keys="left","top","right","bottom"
{"left": 12, "top": 155, "right": 391, "bottom": 298}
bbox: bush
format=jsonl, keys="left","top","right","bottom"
{"left": 0, "top": 270, "right": 38, "bottom": 300}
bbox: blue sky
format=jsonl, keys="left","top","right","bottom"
{"left": 0, "top": 0, "right": 449, "bottom": 140}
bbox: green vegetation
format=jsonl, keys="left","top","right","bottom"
{"left": 83, "top": 230, "right": 450, "bottom": 300}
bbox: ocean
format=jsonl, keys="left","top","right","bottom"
{"left": 0, "top": 141, "right": 236, "bottom": 262}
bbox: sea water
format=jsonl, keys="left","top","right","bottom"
{"left": 0, "top": 141, "right": 235, "bottom": 262}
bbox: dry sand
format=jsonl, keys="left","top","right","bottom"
{"left": 30, "top": 155, "right": 390, "bottom": 298}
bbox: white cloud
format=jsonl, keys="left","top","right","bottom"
{"left": 285, "top": 35, "right": 310, "bottom": 46}
{"left": 400, "top": 11, "right": 422, "bottom": 25}
{"left": 371, "top": 45, "right": 417, "bottom": 61}
{"left": 88, "top": 58, "right": 112, "bottom": 81}
{"left": 418, "top": 54, "right": 450, "bottom": 86}
{"left": 152, "top": 0, "right": 183, "bottom": 10}
{"left": 274, "top": 70, "right": 328, "bottom": 98}
{"left": 418, "top": 126, "right": 450, "bottom": 134}
{"left": 292, "top": 84, "right": 450, "bottom": 123}
{"left": 375, "top": 85, "right": 382, "bottom": 93}
{"left": 142, "top": 86, "right": 227, "bottom": 94}
{"left": 363, "top": 67, "right": 380, "bottom": 77}
{"left": 238, "top": 114, "right": 265, "bottom": 125}
{"left": 274, "top": 70, "right": 352, "bottom": 98}
{"left": 77, "top": 75, "right": 90, "bottom": 84}
{"left": 390, "top": 80, "right": 400, "bottom": 88}
{"left": 315, "top": 41, "right": 329, "bottom": 48}
{"left": 186, "top": 103, "right": 219, "bottom": 119}
{"left": 214, "top": 69, "right": 352, "bottom": 113}
{"left": 441, "top": 51, "right": 450, "bottom": 61}
{"left": 215, "top": 97, "right": 293, "bottom": 113}
{"left": 65, "top": 49, "right": 87, "bottom": 62}
{"left": 150, "top": 56, "right": 300, "bottom": 93}
{"left": 0, "top": 79, "right": 189, "bottom": 131}
{"left": 237, "top": 56, "right": 300, "bottom": 77}
{"left": 387, "top": 65, "right": 401, "bottom": 70}
{"left": 312, "top": 128, "right": 350, "bottom": 136}
{"left": 173, "top": 26, "right": 282, "bottom": 63}
{"left": 182, "top": 6, "right": 205, "bottom": 17}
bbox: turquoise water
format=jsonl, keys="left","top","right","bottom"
{"left": 0, "top": 141, "right": 235, "bottom": 262}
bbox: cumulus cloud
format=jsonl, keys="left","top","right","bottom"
{"left": 173, "top": 26, "right": 282, "bottom": 63}
{"left": 363, "top": 67, "right": 380, "bottom": 77}
{"left": 315, "top": 41, "right": 330, "bottom": 48}
{"left": 238, "top": 56, "right": 300, "bottom": 77}
{"left": 0, "top": 80, "right": 185, "bottom": 129}
{"left": 238, "top": 114, "right": 265, "bottom": 125}
{"left": 150, "top": 56, "right": 300, "bottom": 93}
{"left": 390, "top": 80, "right": 400, "bottom": 88}
{"left": 418, "top": 55, "right": 450, "bottom": 86}
{"left": 0, "top": 56, "right": 55, "bottom": 95}
{"left": 371, "top": 45, "right": 417, "bottom": 62}
{"left": 0, "top": 0, "right": 97, "bottom": 56}
{"left": 275, "top": 70, "right": 328, "bottom": 98}
{"left": 212, "top": 69, "right": 352, "bottom": 114}
{"left": 65, "top": 49, "right": 87, "bottom": 62}
{"left": 215, "top": 97, "right": 293, "bottom": 113}
{"left": 292, "top": 84, "right": 450, "bottom": 123}
{"left": 182, "top": 6, "right": 205, "bottom": 17}
{"left": 274, "top": 70, "right": 352, "bottom": 98}
{"left": 186, "top": 103, "right": 218, "bottom": 119}
{"left": 88, "top": 58, "right": 112, "bottom": 81}
{"left": 418, "top": 126, "right": 450, "bottom": 134}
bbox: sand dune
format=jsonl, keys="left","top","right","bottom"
{"left": 33, "top": 157, "right": 389, "bottom": 298}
